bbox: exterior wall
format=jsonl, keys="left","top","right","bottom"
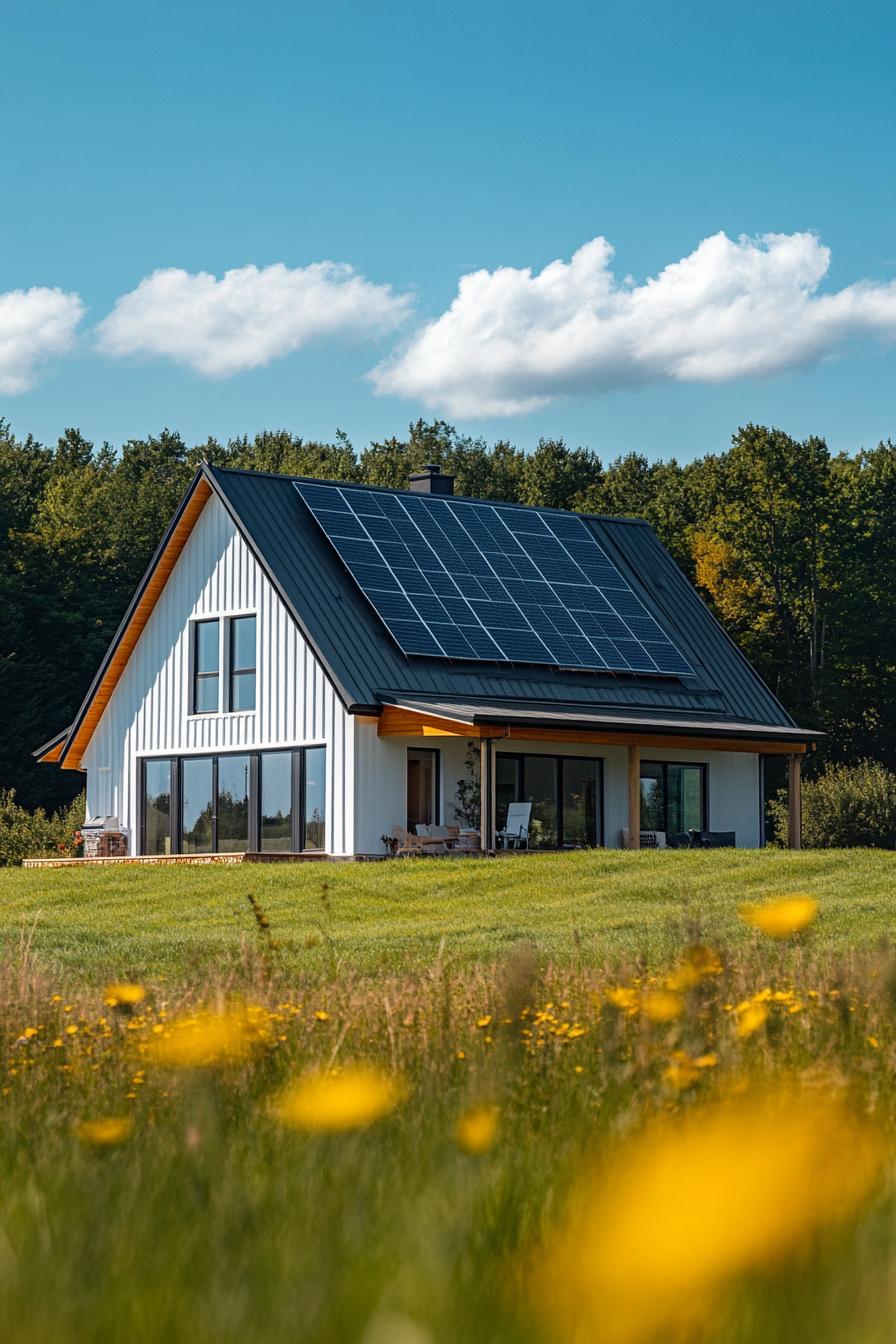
{"left": 351, "top": 729, "right": 762, "bottom": 853}
{"left": 81, "top": 495, "right": 354, "bottom": 854}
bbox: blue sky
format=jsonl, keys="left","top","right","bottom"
{"left": 1, "top": 0, "right": 894, "bottom": 461}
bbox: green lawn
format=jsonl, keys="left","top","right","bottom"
{"left": 1, "top": 847, "right": 893, "bottom": 982}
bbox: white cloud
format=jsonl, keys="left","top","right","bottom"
{"left": 0, "top": 287, "right": 84, "bottom": 393}
{"left": 96, "top": 261, "right": 412, "bottom": 376}
{"left": 369, "top": 232, "right": 896, "bottom": 416}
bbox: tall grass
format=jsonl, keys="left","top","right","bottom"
{"left": 1, "top": 898, "right": 895, "bottom": 1342}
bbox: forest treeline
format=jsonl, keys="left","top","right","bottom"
{"left": 2, "top": 417, "right": 894, "bottom": 811}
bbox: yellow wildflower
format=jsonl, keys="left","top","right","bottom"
{"left": 314, "top": 1010, "right": 330, "bottom": 1022}
{"left": 641, "top": 991, "right": 685, "bottom": 1024}
{"left": 868, "top": 1036, "right": 880, "bottom": 1050}
{"left": 736, "top": 999, "right": 769, "bottom": 1039}
{"left": 604, "top": 988, "right": 639, "bottom": 1015}
{"left": 104, "top": 983, "right": 146, "bottom": 1008}
{"left": 740, "top": 896, "right": 818, "bottom": 938}
{"left": 23, "top": 1027, "right": 38, "bottom": 1039}
{"left": 455, "top": 1102, "right": 500, "bottom": 1155}
{"left": 476, "top": 1015, "right": 493, "bottom": 1029}
{"left": 148, "top": 1004, "right": 269, "bottom": 1068}
{"left": 273, "top": 1065, "right": 407, "bottom": 1133}
{"left": 76, "top": 1116, "right": 134, "bottom": 1146}
{"left": 530, "top": 1092, "right": 883, "bottom": 1344}
{"left": 666, "top": 945, "right": 723, "bottom": 991}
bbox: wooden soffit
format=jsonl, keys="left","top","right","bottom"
{"left": 376, "top": 704, "right": 808, "bottom": 755}
{"left": 59, "top": 476, "right": 213, "bottom": 770}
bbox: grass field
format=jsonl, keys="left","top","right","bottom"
{"left": 1, "top": 850, "right": 896, "bottom": 1343}
{"left": 1, "top": 847, "right": 894, "bottom": 979}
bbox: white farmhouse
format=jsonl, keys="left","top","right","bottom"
{"left": 36, "top": 463, "right": 818, "bottom": 859}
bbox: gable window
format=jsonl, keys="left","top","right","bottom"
{"left": 640, "top": 762, "right": 706, "bottom": 836}
{"left": 193, "top": 619, "right": 220, "bottom": 714}
{"left": 229, "top": 615, "right": 256, "bottom": 711}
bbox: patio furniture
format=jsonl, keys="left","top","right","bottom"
{"left": 455, "top": 829, "right": 480, "bottom": 853}
{"left": 391, "top": 825, "right": 424, "bottom": 857}
{"left": 665, "top": 832, "right": 693, "bottom": 849}
{"left": 414, "top": 824, "right": 448, "bottom": 854}
{"left": 689, "top": 829, "right": 736, "bottom": 848}
{"left": 496, "top": 802, "right": 531, "bottom": 850}
{"left": 620, "top": 828, "right": 668, "bottom": 848}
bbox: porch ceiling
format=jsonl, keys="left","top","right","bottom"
{"left": 376, "top": 698, "right": 820, "bottom": 755}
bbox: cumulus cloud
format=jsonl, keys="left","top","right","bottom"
{"left": 0, "top": 287, "right": 84, "bottom": 393}
{"left": 369, "top": 232, "right": 896, "bottom": 416}
{"left": 96, "top": 261, "right": 413, "bottom": 376}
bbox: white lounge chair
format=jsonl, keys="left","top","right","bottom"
{"left": 496, "top": 802, "right": 531, "bottom": 850}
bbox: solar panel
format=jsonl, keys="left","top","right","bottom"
{"left": 294, "top": 483, "right": 693, "bottom": 676}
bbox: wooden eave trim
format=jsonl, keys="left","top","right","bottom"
{"left": 59, "top": 476, "right": 213, "bottom": 770}
{"left": 376, "top": 705, "right": 810, "bottom": 754}
{"left": 37, "top": 739, "right": 66, "bottom": 763}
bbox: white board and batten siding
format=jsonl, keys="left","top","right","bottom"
{"left": 82, "top": 494, "right": 354, "bottom": 854}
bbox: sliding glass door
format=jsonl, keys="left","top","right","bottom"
{"left": 639, "top": 761, "right": 706, "bottom": 835}
{"left": 495, "top": 754, "right": 602, "bottom": 849}
{"left": 141, "top": 747, "right": 327, "bottom": 855}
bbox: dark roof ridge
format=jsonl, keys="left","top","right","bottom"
{"left": 206, "top": 463, "right": 653, "bottom": 527}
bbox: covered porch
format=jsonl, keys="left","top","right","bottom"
{"left": 376, "top": 699, "right": 814, "bottom": 853}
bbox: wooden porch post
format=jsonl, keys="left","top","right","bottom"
{"left": 627, "top": 744, "right": 640, "bottom": 850}
{"left": 788, "top": 753, "right": 802, "bottom": 850}
{"left": 479, "top": 738, "right": 496, "bottom": 853}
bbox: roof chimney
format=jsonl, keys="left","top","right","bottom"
{"left": 408, "top": 463, "right": 454, "bottom": 495}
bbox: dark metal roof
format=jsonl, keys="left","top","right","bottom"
{"left": 206, "top": 464, "right": 815, "bottom": 737}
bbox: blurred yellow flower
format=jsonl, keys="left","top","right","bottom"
{"left": 76, "top": 1116, "right": 133, "bottom": 1146}
{"left": 740, "top": 897, "right": 818, "bottom": 938}
{"left": 148, "top": 1004, "right": 269, "bottom": 1068}
{"left": 104, "top": 983, "right": 146, "bottom": 1007}
{"left": 736, "top": 999, "right": 769, "bottom": 1038}
{"left": 641, "top": 991, "right": 684, "bottom": 1023}
{"left": 663, "top": 1050, "right": 717, "bottom": 1091}
{"left": 455, "top": 1102, "right": 500, "bottom": 1154}
{"left": 605, "top": 988, "right": 639, "bottom": 1015}
{"left": 314, "top": 1010, "right": 330, "bottom": 1022}
{"left": 274, "top": 1065, "right": 407, "bottom": 1133}
{"left": 530, "top": 1092, "right": 883, "bottom": 1344}
{"left": 476, "top": 1015, "right": 493, "bottom": 1029}
{"left": 666, "top": 945, "right": 723, "bottom": 991}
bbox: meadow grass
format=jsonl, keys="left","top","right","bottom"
{"left": 0, "top": 846, "right": 894, "bottom": 981}
{"left": 1, "top": 853, "right": 895, "bottom": 1342}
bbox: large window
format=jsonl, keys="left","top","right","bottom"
{"left": 496, "top": 754, "right": 602, "bottom": 849}
{"left": 640, "top": 762, "right": 706, "bottom": 835}
{"left": 141, "top": 747, "right": 326, "bottom": 854}
{"left": 182, "top": 757, "right": 214, "bottom": 853}
{"left": 193, "top": 620, "right": 220, "bottom": 714}
{"left": 229, "top": 616, "right": 256, "bottom": 711}
{"left": 407, "top": 748, "right": 439, "bottom": 830}
{"left": 260, "top": 751, "right": 293, "bottom": 851}
{"left": 143, "top": 757, "right": 173, "bottom": 855}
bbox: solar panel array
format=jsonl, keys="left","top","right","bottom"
{"left": 294, "top": 482, "right": 693, "bottom": 676}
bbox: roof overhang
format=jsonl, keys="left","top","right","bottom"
{"left": 376, "top": 698, "right": 821, "bottom": 755}
{"left": 33, "top": 727, "right": 72, "bottom": 764}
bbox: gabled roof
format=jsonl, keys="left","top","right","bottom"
{"left": 44, "top": 463, "right": 819, "bottom": 769}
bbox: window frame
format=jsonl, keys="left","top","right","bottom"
{"left": 139, "top": 745, "right": 326, "bottom": 855}
{"left": 191, "top": 618, "right": 221, "bottom": 715}
{"left": 228, "top": 614, "right": 257, "bottom": 713}
{"left": 406, "top": 747, "right": 441, "bottom": 831}
{"left": 494, "top": 751, "right": 604, "bottom": 848}
{"left": 639, "top": 760, "right": 708, "bottom": 835}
